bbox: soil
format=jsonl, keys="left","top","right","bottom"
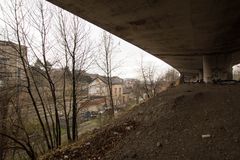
{"left": 42, "top": 84, "right": 240, "bottom": 160}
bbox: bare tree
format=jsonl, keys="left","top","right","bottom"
{"left": 0, "top": 0, "right": 56, "bottom": 158}
{"left": 95, "top": 32, "right": 120, "bottom": 116}
{"left": 138, "top": 56, "right": 160, "bottom": 99}
{"left": 29, "top": 0, "right": 61, "bottom": 147}
{"left": 163, "top": 68, "right": 180, "bottom": 83}
{"left": 57, "top": 9, "right": 94, "bottom": 141}
{"left": 0, "top": 0, "right": 96, "bottom": 158}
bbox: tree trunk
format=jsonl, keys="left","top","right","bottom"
{"left": 72, "top": 56, "right": 78, "bottom": 141}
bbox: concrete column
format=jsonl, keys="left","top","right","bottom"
{"left": 198, "top": 70, "right": 203, "bottom": 82}
{"left": 203, "top": 54, "right": 232, "bottom": 83}
{"left": 203, "top": 56, "right": 213, "bottom": 83}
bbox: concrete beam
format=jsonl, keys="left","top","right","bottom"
{"left": 46, "top": 0, "right": 240, "bottom": 80}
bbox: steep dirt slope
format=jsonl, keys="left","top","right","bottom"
{"left": 105, "top": 84, "right": 240, "bottom": 160}
{"left": 44, "top": 84, "right": 240, "bottom": 160}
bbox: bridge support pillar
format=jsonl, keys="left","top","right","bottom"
{"left": 203, "top": 54, "right": 232, "bottom": 83}
{"left": 198, "top": 70, "right": 203, "bottom": 82}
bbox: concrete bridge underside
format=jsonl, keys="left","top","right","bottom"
{"left": 47, "top": 0, "right": 240, "bottom": 82}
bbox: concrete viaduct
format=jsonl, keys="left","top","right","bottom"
{"left": 47, "top": 0, "right": 240, "bottom": 83}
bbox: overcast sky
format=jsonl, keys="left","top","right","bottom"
{"left": 81, "top": 16, "right": 174, "bottom": 78}
{"left": 0, "top": 0, "right": 174, "bottom": 79}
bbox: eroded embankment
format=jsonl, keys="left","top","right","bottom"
{"left": 42, "top": 84, "right": 240, "bottom": 160}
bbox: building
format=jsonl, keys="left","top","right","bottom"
{"left": 88, "top": 76, "right": 125, "bottom": 106}
{"left": 124, "top": 78, "right": 139, "bottom": 89}
{"left": 0, "top": 41, "right": 27, "bottom": 158}
{"left": 0, "top": 41, "right": 27, "bottom": 87}
{"left": 122, "top": 88, "right": 131, "bottom": 104}
{"left": 88, "top": 77, "right": 108, "bottom": 97}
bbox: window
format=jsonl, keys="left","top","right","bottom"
{"left": 114, "top": 88, "right": 117, "bottom": 95}
{"left": 119, "top": 88, "right": 121, "bottom": 95}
